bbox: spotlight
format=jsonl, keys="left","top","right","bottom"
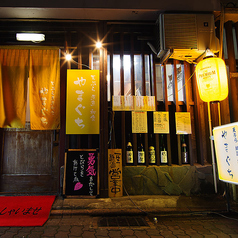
{"left": 96, "top": 41, "right": 102, "bottom": 49}
{"left": 65, "top": 53, "right": 72, "bottom": 61}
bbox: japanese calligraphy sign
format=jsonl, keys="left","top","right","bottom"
{"left": 0, "top": 195, "right": 55, "bottom": 227}
{"left": 213, "top": 122, "right": 238, "bottom": 185}
{"left": 153, "top": 111, "right": 170, "bottom": 134}
{"left": 29, "top": 49, "right": 60, "bottom": 130}
{"left": 66, "top": 70, "right": 100, "bottom": 134}
{"left": 112, "top": 96, "right": 155, "bottom": 111}
{"left": 63, "top": 149, "right": 99, "bottom": 196}
{"left": 108, "top": 149, "right": 123, "bottom": 197}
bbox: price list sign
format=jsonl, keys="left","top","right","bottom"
{"left": 213, "top": 122, "right": 238, "bottom": 185}
{"left": 132, "top": 111, "right": 148, "bottom": 133}
{"left": 175, "top": 112, "right": 192, "bottom": 134}
{"left": 153, "top": 111, "right": 169, "bottom": 134}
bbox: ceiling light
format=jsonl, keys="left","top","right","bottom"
{"left": 96, "top": 41, "right": 102, "bottom": 48}
{"left": 65, "top": 53, "right": 72, "bottom": 61}
{"left": 16, "top": 33, "right": 45, "bottom": 42}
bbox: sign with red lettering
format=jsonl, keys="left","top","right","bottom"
{"left": 63, "top": 149, "right": 99, "bottom": 196}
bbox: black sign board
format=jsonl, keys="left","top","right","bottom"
{"left": 63, "top": 149, "right": 99, "bottom": 196}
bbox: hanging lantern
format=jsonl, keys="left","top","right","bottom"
{"left": 196, "top": 57, "right": 228, "bottom": 102}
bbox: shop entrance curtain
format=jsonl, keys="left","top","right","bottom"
{"left": 0, "top": 47, "right": 60, "bottom": 130}
{"left": 29, "top": 49, "right": 60, "bottom": 130}
{"left": 0, "top": 49, "right": 28, "bottom": 128}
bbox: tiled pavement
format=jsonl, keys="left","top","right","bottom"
{"left": 0, "top": 212, "right": 238, "bottom": 237}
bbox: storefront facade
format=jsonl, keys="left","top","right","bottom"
{"left": 0, "top": 0, "right": 238, "bottom": 198}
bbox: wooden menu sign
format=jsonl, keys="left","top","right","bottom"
{"left": 63, "top": 149, "right": 99, "bottom": 197}
{"left": 108, "top": 149, "right": 123, "bottom": 197}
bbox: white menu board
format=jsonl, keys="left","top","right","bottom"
{"left": 213, "top": 122, "right": 238, "bottom": 185}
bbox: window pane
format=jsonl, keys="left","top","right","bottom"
{"left": 223, "top": 28, "right": 228, "bottom": 60}
{"left": 134, "top": 55, "right": 142, "bottom": 96}
{"left": 124, "top": 55, "right": 131, "bottom": 96}
{"left": 113, "top": 54, "right": 121, "bottom": 96}
{"left": 145, "top": 55, "right": 151, "bottom": 96}
{"left": 176, "top": 63, "right": 185, "bottom": 101}
{"left": 150, "top": 55, "right": 154, "bottom": 96}
{"left": 166, "top": 64, "right": 174, "bottom": 102}
{"left": 155, "top": 64, "right": 164, "bottom": 101}
{"left": 92, "top": 54, "right": 100, "bottom": 70}
{"left": 232, "top": 27, "right": 238, "bottom": 60}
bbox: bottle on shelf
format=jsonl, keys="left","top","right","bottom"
{"left": 181, "top": 134, "right": 188, "bottom": 164}
{"left": 149, "top": 134, "right": 156, "bottom": 164}
{"left": 160, "top": 134, "right": 168, "bottom": 165}
{"left": 126, "top": 134, "right": 133, "bottom": 164}
{"left": 137, "top": 134, "right": 145, "bottom": 164}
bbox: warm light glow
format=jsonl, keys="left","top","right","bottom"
{"left": 96, "top": 41, "right": 102, "bottom": 48}
{"left": 196, "top": 57, "right": 228, "bottom": 102}
{"left": 16, "top": 33, "right": 45, "bottom": 42}
{"left": 65, "top": 53, "right": 72, "bottom": 61}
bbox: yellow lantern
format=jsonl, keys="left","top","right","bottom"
{"left": 196, "top": 57, "right": 228, "bottom": 102}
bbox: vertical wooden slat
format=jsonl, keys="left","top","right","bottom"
{"left": 163, "top": 64, "right": 172, "bottom": 166}
{"left": 141, "top": 42, "right": 148, "bottom": 166}
{"left": 226, "top": 21, "right": 238, "bottom": 122}
{"left": 99, "top": 22, "right": 109, "bottom": 197}
{"left": 153, "top": 58, "right": 160, "bottom": 165}
{"left": 130, "top": 33, "right": 137, "bottom": 165}
{"left": 59, "top": 38, "right": 69, "bottom": 191}
{"left": 184, "top": 62, "right": 196, "bottom": 165}
{"left": 173, "top": 60, "right": 182, "bottom": 165}
{"left": 110, "top": 32, "right": 115, "bottom": 149}
{"left": 192, "top": 64, "right": 205, "bottom": 165}
{"left": 120, "top": 32, "right": 126, "bottom": 166}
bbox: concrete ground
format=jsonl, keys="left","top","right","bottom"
{"left": 0, "top": 212, "right": 238, "bottom": 237}
{"left": 0, "top": 194, "right": 238, "bottom": 237}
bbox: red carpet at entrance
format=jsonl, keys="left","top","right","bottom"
{"left": 0, "top": 195, "right": 56, "bottom": 226}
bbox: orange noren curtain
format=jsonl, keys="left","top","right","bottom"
{"left": 29, "top": 49, "right": 60, "bottom": 130}
{"left": 0, "top": 49, "right": 28, "bottom": 128}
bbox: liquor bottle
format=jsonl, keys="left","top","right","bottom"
{"left": 149, "top": 134, "right": 156, "bottom": 164}
{"left": 126, "top": 134, "right": 133, "bottom": 164}
{"left": 137, "top": 134, "right": 145, "bottom": 164}
{"left": 160, "top": 134, "right": 168, "bottom": 164}
{"left": 181, "top": 135, "right": 188, "bottom": 164}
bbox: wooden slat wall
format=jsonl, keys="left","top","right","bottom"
{"left": 57, "top": 19, "right": 238, "bottom": 194}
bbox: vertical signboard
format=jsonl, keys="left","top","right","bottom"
{"left": 108, "top": 149, "right": 123, "bottom": 197}
{"left": 66, "top": 70, "right": 100, "bottom": 134}
{"left": 213, "top": 122, "right": 238, "bottom": 185}
{"left": 63, "top": 149, "right": 99, "bottom": 196}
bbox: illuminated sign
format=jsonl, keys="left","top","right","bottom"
{"left": 66, "top": 70, "right": 100, "bottom": 134}
{"left": 213, "top": 122, "right": 238, "bottom": 185}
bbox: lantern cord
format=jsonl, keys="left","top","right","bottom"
{"left": 167, "top": 68, "right": 196, "bottom": 99}
{"left": 71, "top": 58, "right": 92, "bottom": 70}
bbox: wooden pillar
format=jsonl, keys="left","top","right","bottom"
{"left": 163, "top": 64, "right": 172, "bottom": 166}
{"left": 99, "top": 21, "right": 109, "bottom": 197}
{"left": 225, "top": 21, "right": 238, "bottom": 122}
